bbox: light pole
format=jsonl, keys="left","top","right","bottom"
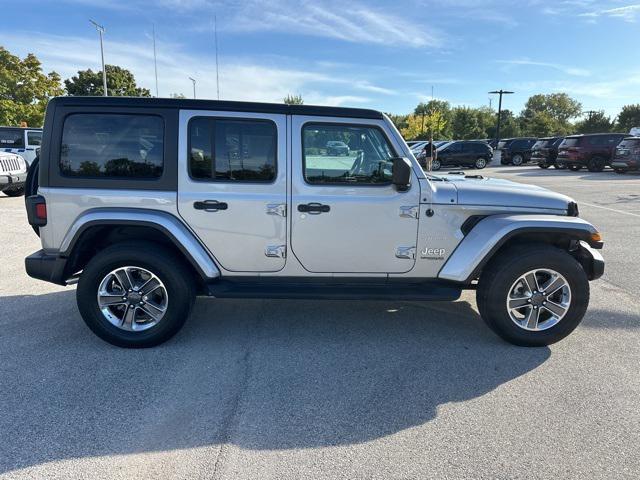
{"left": 489, "top": 89, "right": 514, "bottom": 145}
{"left": 90, "top": 19, "right": 108, "bottom": 96}
{"left": 152, "top": 23, "right": 159, "bottom": 97}
{"left": 188, "top": 77, "right": 196, "bottom": 99}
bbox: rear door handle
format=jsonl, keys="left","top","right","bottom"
{"left": 298, "top": 203, "right": 330, "bottom": 214}
{"left": 194, "top": 200, "right": 228, "bottom": 211}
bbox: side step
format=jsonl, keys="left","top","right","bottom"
{"left": 205, "top": 278, "right": 461, "bottom": 301}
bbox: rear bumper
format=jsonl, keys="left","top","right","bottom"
{"left": 611, "top": 159, "right": 638, "bottom": 170}
{"left": 0, "top": 171, "right": 27, "bottom": 188}
{"left": 25, "top": 250, "right": 69, "bottom": 286}
{"left": 575, "top": 241, "right": 605, "bottom": 281}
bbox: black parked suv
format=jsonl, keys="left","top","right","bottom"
{"left": 532, "top": 137, "right": 564, "bottom": 169}
{"left": 497, "top": 137, "right": 538, "bottom": 166}
{"left": 556, "top": 133, "right": 628, "bottom": 172}
{"left": 611, "top": 136, "right": 640, "bottom": 173}
{"left": 431, "top": 140, "right": 493, "bottom": 170}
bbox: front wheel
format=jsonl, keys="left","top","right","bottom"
{"left": 2, "top": 186, "right": 25, "bottom": 197}
{"left": 431, "top": 159, "right": 441, "bottom": 171}
{"left": 77, "top": 242, "right": 196, "bottom": 348}
{"left": 476, "top": 245, "right": 589, "bottom": 346}
{"left": 511, "top": 154, "right": 524, "bottom": 166}
{"left": 587, "top": 156, "right": 606, "bottom": 172}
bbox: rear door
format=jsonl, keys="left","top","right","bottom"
{"left": 290, "top": 117, "right": 420, "bottom": 273}
{"left": 177, "top": 110, "right": 287, "bottom": 272}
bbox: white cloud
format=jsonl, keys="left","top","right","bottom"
{"left": 1, "top": 31, "right": 387, "bottom": 106}
{"left": 497, "top": 59, "right": 591, "bottom": 77}
{"left": 579, "top": 4, "right": 640, "bottom": 22}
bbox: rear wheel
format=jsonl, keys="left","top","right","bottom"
{"left": 476, "top": 245, "right": 589, "bottom": 346}
{"left": 538, "top": 162, "right": 550, "bottom": 169}
{"left": 587, "top": 156, "right": 606, "bottom": 172}
{"left": 77, "top": 242, "right": 196, "bottom": 348}
{"left": 474, "top": 157, "right": 487, "bottom": 169}
{"left": 511, "top": 154, "right": 524, "bottom": 166}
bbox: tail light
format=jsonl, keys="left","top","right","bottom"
{"left": 26, "top": 195, "right": 47, "bottom": 226}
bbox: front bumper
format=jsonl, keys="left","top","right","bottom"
{"left": 0, "top": 171, "right": 27, "bottom": 188}
{"left": 575, "top": 241, "right": 605, "bottom": 280}
{"left": 25, "top": 250, "right": 69, "bottom": 286}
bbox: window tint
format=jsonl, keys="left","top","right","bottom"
{"left": 189, "top": 118, "right": 276, "bottom": 182}
{"left": 618, "top": 138, "right": 640, "bottom": 149}
{"left": 561, "top": 137, "right": 581, "bottom": 147}
{"left": 0, "top": 129, "right": 24, "bottom": 148}
{"left": 27, "top": 131, "right": 42, "bottom": 146}
{"left": 60, "top": 114, "right": 163, "bottom": 178}
{"left": 302, "top": 124, "right": 395, "bottom": 185}
{"left": 588, "top": 136, "right": 605, "bottom": 146}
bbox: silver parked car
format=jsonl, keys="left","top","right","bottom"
{"left": 25, "top": 96, "right": 603, "bottom": 348}
{"left": 0, "top": 152, "right": 28, "bottom": 197}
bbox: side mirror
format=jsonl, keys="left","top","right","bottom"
{"left": 391, "top": 157, "right": 412, "bottom": 192}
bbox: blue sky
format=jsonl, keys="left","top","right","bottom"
{"left": 4, "top": 0, "right": 640, "bottom": 117}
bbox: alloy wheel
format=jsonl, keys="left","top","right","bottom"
{"left": 506, "top": 268, "right": 571, "bottom": 331}
{"left": 97, "top": 266, "right": 168, "bottom": 332}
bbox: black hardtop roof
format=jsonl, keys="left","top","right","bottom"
{"left": 48, "top": 96, "right": 384, "bottom": 120}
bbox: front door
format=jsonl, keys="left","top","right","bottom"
{"left": 177, "top": 110, "right": 287, "bottom": 272}
{"left": 290, "top": 117, "right": 420, "bottom": 274}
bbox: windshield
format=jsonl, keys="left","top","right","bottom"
{"left": 436, "top": 141, "right": 454, "bottom": 151}
{"left": 618, "top": 139, "right": 640, "bottom": 149}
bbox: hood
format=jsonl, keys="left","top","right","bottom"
{"left": 442, "top": 174, "right": 572, "bottom": 211}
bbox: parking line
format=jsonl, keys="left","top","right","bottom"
{"left": 580, "top": 201, "right": 640, "bottom": 218}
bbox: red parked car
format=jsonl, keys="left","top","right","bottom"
{"left": 556, "top": 133, "right": 628, "bottom": 172}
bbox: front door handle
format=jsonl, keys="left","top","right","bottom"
{"left": 194, "top": 200, "right": 228, "bottom": 211}
{"left": 298, "top": 203, "right": 330, "bottom": 214}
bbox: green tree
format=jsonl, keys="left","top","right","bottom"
{"left": 451, "top": 107, "right": 484, "bottom": 139}
{"left": 283, "top": 93, "right": 304, "bottom": 105}
{"left": 617, "top": 104, "right": 640, "bottom": 133}
{"left": 0, "top": 46, "right": 63, "bottom": 127}
{"left": 401, "top": 111, "right": 448, "bottom": 141}
{"left": 485, "top": 110, "right": 522, "bottom": 139}
{"left": 574, "top": 110, "right": 614, "bottom": 134}
{"left": 475, "top": 106, "right": 496, "bottom": 139}
{"left": 64, "top": 65, "right": 151, "bottom": 97}
{"left": 519, "top": 93, "right": 581, "bottom": 136}
{"left": 386, "top": 113, "right": 409, "bottom": 132}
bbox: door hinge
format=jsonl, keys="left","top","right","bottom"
{"left": 265, "top": 245, "right": 287, "bottom": 258}
{"left": 395, "top": 246, "right": 416, "bottom": 259}
{"left": 399, "top": 205, "right": 419, "bottom": 219}
{"left": 266, "top": 203, "right": 287, "bottom": 217}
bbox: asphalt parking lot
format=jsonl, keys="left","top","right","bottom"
{"left": 1, "top": 165, "right": 639, "bottom": 479}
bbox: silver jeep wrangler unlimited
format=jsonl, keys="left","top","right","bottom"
{"left": 25, "top": 97, "right": 604, "bottom": 348}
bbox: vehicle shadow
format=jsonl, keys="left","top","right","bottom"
{"left": 0, "top": 290, "right": 551, "bottom": 473}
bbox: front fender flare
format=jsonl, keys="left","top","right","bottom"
{"left": 438, "top": 214, "right": 600, "bottom": 283}
{"left": 60, "top": 208, "right": 221, "bottom": 280}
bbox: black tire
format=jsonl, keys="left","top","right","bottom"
{"left": 476, "top": 245, "right": 589, "bottom": 347}
{"left": 77, "top": 242, "right": 196, "bottom": 348}
{"left": 538, "top": 163, "right": 550, "bottom": 169}
{"left": 568, "top": 164, "right": 582, "bottom": 171}
{"left": 511, "top": 154, "right": 524, "bottom": 166}
{"left": 614, "top": 168, "right": 627, "bottom": 174}
{"left": 475, "top": 157, "right": 487, "bottom": 169}
{"left": 431, "top": 159, "right": 441, "bottom": 171}
{"left": 2, "top": 187, "right": 25, "bottom": 197}
{"left": 587, "top": 156, "right": 606, "bottom": 172}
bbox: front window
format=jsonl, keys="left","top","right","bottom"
{"left": 27, "top": 131, "right": 42, "bottom": 146}
{"left": 302, "top": 123, "right": 396, "bottom": 185}
{"left": 60, "top": 114, "right": 164, "bottom": 178}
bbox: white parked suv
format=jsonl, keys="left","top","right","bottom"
{"left": 0, "top": 126, "right": 42, "bottom": 167}
{"left": 25, "top": 97, "right": 604, "bottom": 348}
{"left": 0, "top": 151, "right": 28, "bottom": 197}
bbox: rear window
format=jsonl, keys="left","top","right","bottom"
{"left": 561, "top": 137, "right": 581, "bottom": 147}
{"left": 0, "top": 129, "right": 24, "bottom": 148}
{"left": 60, "top": 114, "right": 164, "bottom": 178}
{"left": 497, "top": 140, "right": 511, "bottom": 149}
{"left": 27, "top": 131, "right": 42, "bottom": 146}
{"left": 189, "top": 117, "right": 277, "bottom": 182}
